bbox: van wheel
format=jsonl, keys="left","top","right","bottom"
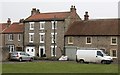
{"left": 79, "top": 60, "right": 84, "bottom": 63}
{"left": 101, "top": 60, "right": 106, "bottom": 64}
{"left": 19, "top": 58, "right": 22, "bottom": 62}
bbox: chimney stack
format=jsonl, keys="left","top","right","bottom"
{"left": 31, "top": 8, "right": 40, "bottom": 15}
{"left": 70, "top": 5, "right": 76, "bottom": 12}
{"left": 36, "top": 9, "right": 40, "bottom": 14}
{"left": 7, "top": 18, "right": 11, "bottom": 26}
{"left": 19, "top": 19, "right": 24, "bottom": 23}
{"left": 84, "top": 11, "right": 89, "bottom": 20}
{"left": 31, "top": 8, "right": 37, "bottom": 15}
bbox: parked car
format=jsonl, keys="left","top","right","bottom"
{"left": 10, "top": 51, "right": 34, "bottom": 62}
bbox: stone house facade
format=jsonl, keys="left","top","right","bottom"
{"left": 24, "top": 5, "right": 81, "bottom": 57}
{"left": 3, "top": 19, "right": 24, "bottom": 53}
{"left": 65, "top": 14, "right": 119, "bottom": 59}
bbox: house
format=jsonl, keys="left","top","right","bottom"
{"left": 0, "top": 18, "right": 24, "bottom": 61}
{"left": 2, "top": 19, "right": 24, "bottom": 53}
{"left": 65, "top": 12, "right": 119, "bottom": 59}
{"left": 24, "top": 5, "right": 81, "bottom": 57}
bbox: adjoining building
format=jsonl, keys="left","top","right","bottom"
{"left": 24, "top": 5, "right": 81, "bottom": 57}
{"left": 1, "top": 19, "right": 24, "bottom": 61}
{"left": 65, "top": 12, "right": 119, "bottom": 60}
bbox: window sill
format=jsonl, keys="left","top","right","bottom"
{"left": 68, "top": 43, "right": 73, "bottom": 45}
{"left": 110, "top": 44, "right": 117, "bottom": 46}
{"left": 86, "top": 43, "right": 92, "bottom": 45}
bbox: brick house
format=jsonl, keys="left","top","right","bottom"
{"left": 24, "top": 5, "right": 81, "bottom": 57}
{"left": 65, "top": 12, "right": 119, "bottom": 59}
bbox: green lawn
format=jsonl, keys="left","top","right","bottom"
{"left": 2, "top": 61, "right": 118, "bottom": 73}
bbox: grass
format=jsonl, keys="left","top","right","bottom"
{"left": 2, "top": 61, "right": 118, "bottom": 73}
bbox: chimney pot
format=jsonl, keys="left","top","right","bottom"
{"left": 84, "top": 11, "right": 89, "bottom": 20}
{"left": 7, "top": 18, "right": 11, "bottom": 25}
{"left": 70, "top": 5, "right": 76, "bottom": 12}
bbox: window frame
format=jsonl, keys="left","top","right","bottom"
{"left": 110, "top": 49, "right": 117, "bottom": 58}
{"left": 51, "top": 45, "right": 57, "bottom": 57}
{"left": 8, "top": 34, "right": 14, "bottom": 41}
{"left": 8, "top": 45, "right": 14, "bottom": 53}
{"left": 18, "top": 34, "right": 21, "bottom": 41}
{"left": 111, "top": 37, "right": 117, "bottom": 45}
{"left": 29, "top": 22, "right": 34, "bottom": 30}
{"left": 68, "top": 37, "right": 74, "bottom": 44}
{"left": 29, "top": 33, "right": 34, "bottom": 43}
{"left": 39, "top": 33, "right": 45, "bottom": 43}
{"left": 51, "top": 21, "right": 57, "bottom": 29}
{"left": 86, "top": 37, "right": 92, "bottom": 44}
{"left": 40, "top": 22, "right": 45, "bottom": 30}
{"left": 51, "top": 33, "right": 57, "bottom": 43}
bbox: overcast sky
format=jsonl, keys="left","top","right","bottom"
{"left": 0, "top": 0, "right": 119, "bottom": 23}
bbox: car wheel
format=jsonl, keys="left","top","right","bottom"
{"left": 19, "top": 58, "right": 22, "bottom": 62}
{"left": 29, "top": 58, "right": 33, "bottom": 62}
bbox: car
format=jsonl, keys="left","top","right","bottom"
{"left": 10, "top": 51, "right": 34, "bottom": 62}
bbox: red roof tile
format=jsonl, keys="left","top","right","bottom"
{"left": 25, "top": 12, "right": 70, "bottom": 21}
{"left": 65, "top": 19, "right": 119, "bottom": 36}
{"left": 3, "top": 22, "right": 24, "bottom": 33}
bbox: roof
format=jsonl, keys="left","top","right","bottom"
{"left": 65, "top": 19, "right": 119, "bottom": 36}
{"left": 3, "top": 22, "right": 24, "bottom": 33}
{"left": 25, "top": 12, "right": 71, "bottom": 22}
{"left": 0, "top": 23, "right": 7, "bottom": 32}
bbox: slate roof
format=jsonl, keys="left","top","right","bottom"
{"left": 65, "top": 19, "right": 119, "bottom": 36}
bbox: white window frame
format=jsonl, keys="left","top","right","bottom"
{"left": 68, "top": 37, "right": 73, "bottom": 44}
{"left": 51, "top": 45, "right": 57, "bottom": 57}
{"left": 18, "top": 34, "right": 21, "bottom": 41}
{"left": 51, "top": 33, "right": 57, "bottom": 43}
{"left": 111, "top": 37, "right": 117, "bottom": 45}
{"left": 8, "top": 34, "right": 13, "bottom": 41}
{"left": 86, "top": 37, "right": 92, "bottom": 44}
{"left": 40, "top": 22, "right": 45, "bottom": 30}
{"left": 110, "top": 49, "right": 117, "bottom": 58}
{"left": 8, "top": 45, "right": 14, "bottom": 53}
{"left": 51, "top": 21, "right": 57, "bottom": 29}
{"left": 39, "top": 33, "right": 45, "bottom": 43}
{"left": 29, "top": 33, "right": 34, "bottom": 43}
{"left": 29, "top": 22, "right": 34, "bottom": 30}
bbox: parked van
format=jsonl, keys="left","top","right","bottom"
{"left": 76, "top": 49, "right": 113, "bottom": 64}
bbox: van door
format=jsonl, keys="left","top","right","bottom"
{"left": 95, "top": 51, "right": 103, "bottom": 63}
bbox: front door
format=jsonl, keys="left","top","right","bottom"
{"left": 39, "top": 46, "right": 45, "bottom": 57}
{"left": 26, "top": 47, "right": 35, "bottom": 56}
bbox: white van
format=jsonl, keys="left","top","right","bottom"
{"left": 76, "top": 49, "right": 113, "bottom": 64}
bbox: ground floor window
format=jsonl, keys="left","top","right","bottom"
{"left": 8, "top": 45, "right": 14, "bottom": 53}
{"left": 110, "top": 49, "right": 117, "bottom": 58}
{"left": 51, "top": 45, "right": 57, "bottom": 57}
{"left": 25, "top": 47, "right": 35, "bottom": 56}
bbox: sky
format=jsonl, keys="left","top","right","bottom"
{"left": 0, "top": 0, "right": 119, "bottom": 23}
